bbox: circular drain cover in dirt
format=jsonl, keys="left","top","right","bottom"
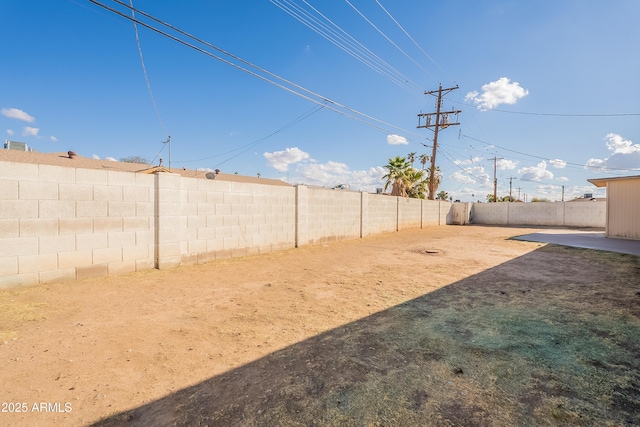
{"left": 411, "top": 248, "right": 442, "bottom": 255}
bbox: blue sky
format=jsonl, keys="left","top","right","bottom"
{"left": 2, "top": 0, "right": 639, "bottom": 201}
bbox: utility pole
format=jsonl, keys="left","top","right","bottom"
{"left": 417, "top": 84, "right": 461, "bottom": 200}
{"left": 562, "top": 185, "right": 565, "bottom": 202}
{"left": 489, "top": 157, "right": 503, "bottom": 202}
{"left": 517, "top": 187, "right": 522, "bottom": 201}
{"left": 508, "top": 177, "right": 517, "bottom": 202}
{"left": 163, "top": 135, "right": 172, "bottom": 169}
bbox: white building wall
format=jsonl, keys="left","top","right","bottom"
{"left": 607, "top": 179, "right": 640, "bottom": 239}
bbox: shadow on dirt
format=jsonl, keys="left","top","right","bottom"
{"left": 92, "top": 245, "right": 640, "bottom": 427}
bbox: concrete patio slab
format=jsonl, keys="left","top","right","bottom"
{"left": 513, "top": 229, "right": 640, "bottom": 256}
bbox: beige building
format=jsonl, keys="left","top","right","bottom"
{"left": 588, "top": 175, "right": 640, "bottom": 240}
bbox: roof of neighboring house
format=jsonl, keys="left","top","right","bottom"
{"left": 588, "top": 174, "right": 640, "bottom": 188}
{"left": 0, "top": 149, "right": 292, "bottom": 187}
{"left": 569, "top": 197, "right": 606, "bottom": 202}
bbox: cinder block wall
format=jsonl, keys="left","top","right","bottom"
{"left": 0, "top": 161, "right": 454, "bottom": 288}
{"left": 398, "top": 197, "right": 422, "bottom": 230}
{"left": 0, "top": 161, "right": 155, "bottom": 288}
{"left": 422, "top": 200, "right": 440, "bottom": 226}
{"left": 470, "top": 201, "right": 605, "bottom": 227}
{"left": 178, "top": 178, "right": 296, "bottom": 266}
{"left": 362, "top": 193, "right": 397, "bottom": 236}
{"left": 305, "top": 188, "right": 362, "bottom": 244}
{"left": 564, "top": 202, "right": 607, "bottom": 228}
{"left": 471, "top": 202, "right": 509, "bottom": 224}
{"left": 3, "top": 156, "right": 609, "bottom": 289}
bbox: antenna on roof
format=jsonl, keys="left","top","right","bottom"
{"left": 162, "top": 135, "right": 171, "bottom": 169}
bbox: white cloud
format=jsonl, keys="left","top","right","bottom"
{"left": 451, "top": 171, "right": 476, "bottom": 184}
{"left": 264, "top": 147, "right": 387, "bottom": 191}
{"left": 92, "top": 154, "right": 101, "bottom": 160}
{"left": 585, "top": 158, "right": 606, "bottom": 171}
{"left": 496, "top": 159, "right": 518, "bottom": 170}
{"left": 386, "top": 134, "right": 408, "bottom": 145}
{"left": 6, "top": 129, "right": 14, "bottom": 136}
{"left": 518, "top": 161, "right": 553, "bottom": 182}
{"left": 22, "top": 126, "right": 39, "bottom": 137}
{"left": 534, "top": 184, "right": 561, "bottom": 199}
{"left": 452, "top": 157, "right": 493, "bottom": 185}
{"left": 465, "top": 77, "right": 529, "bottom": 111}
{"left": 1, "top": 107, "right": 35, "bottom": 123}
{"left": 451, "top": 187, "right": 484, "bottom": 202}
{"left": 451, "top": 165, "right": 490, "bottom": 186}
{"left": 454, "top": 156, "right": 482, "bottom": 165}
{"left": 585, "top": 133, "right": 640, "bottom": 171}
{"left": 106, "top": 157, "right": 117, "bottom": 162}
{"left": 197, "top": 167, "right": 214, "bottom": 172}
{"left": 605, "top": 133, "right": 639, "bottom": 154}
{"left": 556, "top": 176, "right": 569, "bottom": 182}
{"left": 297, "top": 160, "right": 348, "bottom": 182}
{"left": 50, "top": 136, "right": 58, "bottom": 142}
{"left": 549, "top": 159, "right": 566, "bottom": 169}
{"left": 295, "top": 161, "right": 386, "bottom": 192}
{"left": 263, "top": 147, "right": 310, "bottom": 172}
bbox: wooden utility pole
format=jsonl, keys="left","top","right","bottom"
{"left": 417, "top": 84, "right": 461, "bottom": 200}
{"left": 489, "top": 157, "right": 503, "bottom": 202}
{"left": 163, "top": 135, "right": 172, "bottom": 169}
{"left": 508, "top": 177, "right": 517, "bottom": 202}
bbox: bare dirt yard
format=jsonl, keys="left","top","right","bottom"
{"left": 1, "top": 225, "right": 639, "bottom": 427}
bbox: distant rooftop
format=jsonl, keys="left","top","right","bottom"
{"left": 4, "top": 139, "right": 33, "bottom": 152}
{"left": 0, "top": 148, "right": 292, "bottom": 187}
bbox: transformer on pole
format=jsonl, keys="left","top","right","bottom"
{"left": 417, "top": 84, "right": 461, "bottom": 200}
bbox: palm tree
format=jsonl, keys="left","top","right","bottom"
{"left": 419, "top": 154, "right": 429, "bottom": 170}
{"left": 406, "top": 169, "right": 427, "bottom": 199}
{"left": 383, "top": 156, "right": 411, "bottom": 197}
{"left": 407, "top": 152, "right": 417, "bottom": 169}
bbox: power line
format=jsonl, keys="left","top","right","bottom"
{"left": 374, "top": 0, "right": 451, "bottom": 81}
{"left": 270, "top": 0, "right": 422, "bottom": 95}
{"left": 129, "top": 0, "right": 167, "bottom": 137}
{"left": 344, "top": 0, "right": 435, "bottom": 80}
{"left": 447, "top": 98, "right": 640, "bottom": 117}
{"left": 486, "top": 108, "right": 640, "bottom": 117}
{"left": 90, "top": 0, "right": 430, "bottom": 144}
{"left": 177, "top": 103, "right": 326, "bottom": 165}
{"left": 461, "top": 134, "right": 640, "bottom": 173}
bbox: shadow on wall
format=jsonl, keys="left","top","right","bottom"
{"left": 91, "top": 246, "right": 640, "bottom": 427}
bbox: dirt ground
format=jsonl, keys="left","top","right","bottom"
{"left": 1, "top": 225, "right": 639, "bottom": 426}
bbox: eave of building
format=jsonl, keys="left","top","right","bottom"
{"left": 588, "top": 174, "right": 640, "bottom": 188}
